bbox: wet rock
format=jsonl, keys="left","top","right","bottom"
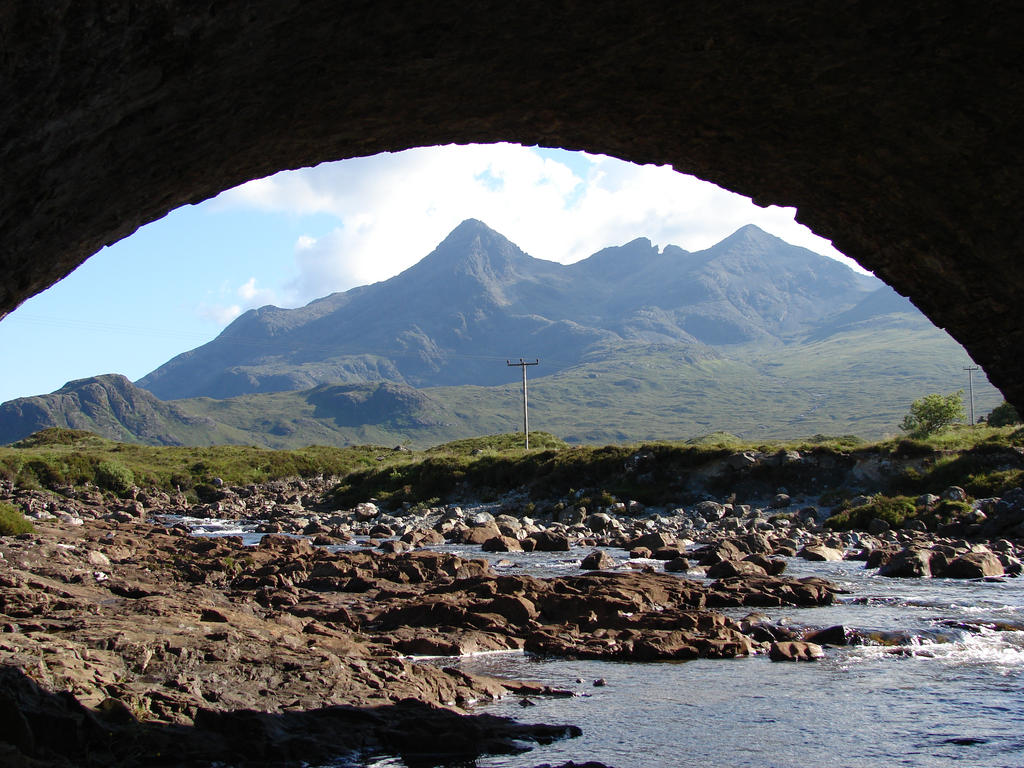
{"left": 743, "top": 553, "right": 787, "bottom": 575}
{"left": 402, "top": 528, "right": 446, "bottom": 547}
{"left": 797, "top": 545, "right": 843, "bottom": 562}
{"left": 627, "top": 532, "right": 674, "bottom": 551}
{"left": 580, "top": 550, "right": 617, "bottom": 570}
{"left": 695, "top": 540, "right": 744, "bottom": 566}
{"left": 458, "top": 523, "right": 503, "bottom": 545}
{"left": 651, "top": 545, "right": 688, "bottom": 561}
{"left": 998, "top": 554, "right": 1023, "bottom": 576}
{"left": 482, "top": 535, "right": 523, "bottom": 553}
{"left": 865, "top": 546, "right": 897, "bottom": 569}
{"left": 528, "top": 532, "right": 570, "bottom": 552}
{"left": 942, "top": 552, "right": 1005, "bottom": 579}
{"left": 707, "top": 575, "right": 840, "bottom": 608}
{"left": 664, "top": 557, "right": 691, "bottom": 573}
{"left": 706, "top": 560, "right": 768, "bottom": 579}
{"left": 878, "top": 547, "right": 933, "bottom": 578}
{"left": 803, "top": 625, "right": 853, "bottom": 645}
{"left": 768, "top": 641, "right": 824, "bottom": 661}
{"left": 378, "top": 540, "right": 413, "bottom": 554}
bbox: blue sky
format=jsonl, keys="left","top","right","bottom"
{"left": 0, "top": 144, "right": 862, "bottom": 404}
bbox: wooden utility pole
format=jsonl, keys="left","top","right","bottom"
{"left": 507, "top": 359, "right": 539, "bottom": 449}
{"left": 964, "top": 365, "right": 979, "bottom": 425}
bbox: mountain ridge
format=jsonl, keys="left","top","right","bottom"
{"left": 136, "top": 220, "right": 881, "bottom": 400}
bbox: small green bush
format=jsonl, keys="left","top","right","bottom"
{"left": 964, "top": 469, "right": 1024, "bottom": 498}
{"left": 0, "top": 502, "right": 34, "bottom": 536}
{"left": 987, "top": 401, "right": 1022, "bottom": 428}
{"left": 824, "top": 495, "right": 918, "bottom": 530}
{"left": 914, "top": 499, "right": 974, "bottom": 531}
{"left": 900, "top": 391, "right": 965, "bottom": 437}
{"left": 95, "top": 460, "right": 135, "bottom": 495}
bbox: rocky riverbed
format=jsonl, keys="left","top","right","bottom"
{"left": 1, "top": 472, "right": 1022, "bottom": 767}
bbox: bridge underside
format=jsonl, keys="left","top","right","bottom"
{"left": 2, "top": 3, "right": 1021, "bottom": 404}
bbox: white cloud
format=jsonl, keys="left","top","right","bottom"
{"left": 237, "top": 276, "right": 275, "bottom": 305}
{"left": 213, "top": 144, "right": 864, "bottom": 306}
{"left": 195, "top": 277, "right": 277, "bottom": 328}
{"left": 197, "top": 303, "right": 242, "bottom": 326}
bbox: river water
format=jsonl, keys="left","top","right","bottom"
{"left": 174, "top": 517, "right": 1024, "bottom": 768}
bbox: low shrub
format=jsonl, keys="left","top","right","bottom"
{"left": 987, "top": 401, "right": 1022, "bottom": 428}
{"left": 964, "top": 469, "right": 1024, "bottom": 498}
{"left": 95, "top": 460, "right": 135, "bottom": 495}
{"left": 0, "top": 502, "right": 34, "bottom": 536}
{"left": 823, "top": 495, "right": 918, "bottom": 530}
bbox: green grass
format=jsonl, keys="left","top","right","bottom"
{"left": 0, "top": 427, "right": 398, "bottom": 496}
{"left": 0, "top": 501, "right": 34, "bottom": 536}
{"left": 4, "top": 424, "right": 1023, "bottom": 513}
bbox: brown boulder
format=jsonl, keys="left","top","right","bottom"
{"left": 528, "top": 531, "right": 571, "bottom": 552}
{"left": 878, "top": 547, "right": 933, "bottom": 578}
{"left": 481, "top": 535, "right": 523, "bottom": 553}
{"left": 378, "top": 540, "right": 412, "bottom": 554}
{"left": 697, "top": 540, "right": 744, "bottom": 566}
{"left": 651, "top": 545, "right": 688, "bottom": 561}
{"left": 768, "top": 641, "right": 824, "bottom": 662}
{"left": 402, "top": 529, "right": 446, "bottom": 547}
{"left": 798, "top": 545, "right": 843, "bottom": 562}
{"left": 865, "top": 546, "right": 898, "bottom": 569}
{"left": 941, "top": 551, "right": 1005, "bottom": 579}
{"left": 706, "top": 560, "right": 768, "bottom": 579}
{"left": 627, "top": 532, "right": 674, "bottom": 551}
{"left": 803, "top": 625, "right": 853, "bottom": 646}
{"left": 580, "top": 550, "right": 617, "bottom": 570}
{"left": 258, "top": 534, "right": 314, "bottom": 556}
{"left": 664, "top": 557, "right": 691, "bottom": 573}
{"left": 743, "top": 553, "right": 787, "bottom": 575}
{"left": 458, "top": 524, "right": 503, "bottom": 545}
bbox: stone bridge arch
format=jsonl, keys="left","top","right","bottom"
{"left": 2, "top": 3, "right": 1022, "bottom": 405}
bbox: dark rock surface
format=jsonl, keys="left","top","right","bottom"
{"left": 0, "top": 520, "right": 585, "bottom": 767}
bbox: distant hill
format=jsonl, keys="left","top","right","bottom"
{"left": 0, "top": 221, "right": 1003, "bottom": 447}
{"left": 0, "top": 374, "right": 218, "bottom": 446}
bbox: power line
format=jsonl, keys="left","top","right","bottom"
{"left": 964, "top": 365, "right": 979, "bottom": 425}
{"left": 507, "top": 358, "right": 539, "bottom": 449}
